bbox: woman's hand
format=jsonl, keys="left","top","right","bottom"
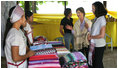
{"left": 27, "top": 50, "right": 35, "bottom": 57}
{"left": 66, "top": 25, "right": 73, "bottom": 30}
{"left": 87, "top": 34, "right": 91, "bottom": 41}
{"left": 85, "top": 22, "right": 89, "bottom": 29}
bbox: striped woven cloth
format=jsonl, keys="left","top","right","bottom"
{"left": 30, "top": 44, "right": 52, "bottom": 50}
{"left": 34, "top": 48, "right": 57, "bottom": 55}
{"left": 54, "top": 46, "right": 70, "bottom": 56}
{"left": 59, "top": 52, "right": 88, "bottom": 68}
{"left": 28, "top": 54, "right": 61, "bottom": 68}
{"left": 33, "top": 41, "right": 64, "bottom": 46}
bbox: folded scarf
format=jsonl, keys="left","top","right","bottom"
{"left": 30, "top": 44, "right": 52, "bottom": 50}
{"left": 29, "top": 54, "right": 59, "bottom": 61}
{"left": 34, "top": 48, "right": 57, "bottom": 55}
{"left": 28, "top": 64, "right": 61, "bottom": 68}
{"left": 59, "top": 52, "right": 88, "bottom": 68}
{"left": 29, "top": 59, "right": 59, "bottom": 64}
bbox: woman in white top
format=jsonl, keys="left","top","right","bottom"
{"left": 4, "top": 5, "right": 35, "bottom": 68}
{"left": 88, "top": 1, "right": 107, "bottom": 68}
{"left": 24, "top": 11, "right": 33, "bottom": 46}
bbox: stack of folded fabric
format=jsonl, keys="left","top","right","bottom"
{"left": 59, "top": 52, "right": 88, "bottom": 68}
{"left": 28, "top": 44, "right": 61, "bottom": 68}
{"left": 28, "top": 55, "right": 61, "bottom": 68}
{"left": 53, "top": 46, "right": 70, "bottom": 57}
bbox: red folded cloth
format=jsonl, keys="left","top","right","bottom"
{"left": 29, "top": 54, "right": 59, "bottom": 61}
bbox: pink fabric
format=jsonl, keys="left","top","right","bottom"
{"left": 28, "top": 64, "right": 61, "bottom": 68}
{"left": 29, "top": 54, "right": 59, "bottom": 61}
{"left": 88, "top": 42, "right": 95, "bottom": 66}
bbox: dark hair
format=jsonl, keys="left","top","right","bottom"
{"left": 3, "top": 6, "right": 16, "bottom": 49}
{"left": 92, "top": 1, "right": 107, "bottom": 18}
{"left": 76, "top": 7, "right": 85, "bottom": 16}
{"left": 25, "top": 11, "right": 33, "bottom": 20}
{"left": 64, "top": 8, "right": 71, "bottom": 17}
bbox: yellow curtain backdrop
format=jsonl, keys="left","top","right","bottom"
{"left": 32, "top": 11, "right": 117, "bottom": 47}
{"left": 108, "top": 11, "right": 117, "bottom": 19}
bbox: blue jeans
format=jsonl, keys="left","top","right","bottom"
{"left": 64, "top": 33, "right": 74, "bottom": 51}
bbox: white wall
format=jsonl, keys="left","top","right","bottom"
{"left": 1, "top": 1, "right": 16, "bottom": 57}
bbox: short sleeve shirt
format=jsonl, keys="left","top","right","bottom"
{"left": 24, "top": 23, "right": 32, "bottom": 33}
{"left": 24, "top": 23, "right": 33, "bottom": 44}
{"left": 5, "top": 28, "right": 27, "bottom": 67}
{"left": 91, "top": 16, "right": 106, "bottom": 47}
{"left": 60, "top": 17, "right": 73, "bottom": 33}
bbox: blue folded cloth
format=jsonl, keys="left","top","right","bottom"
{"left": 30, "top": 44, "right": 53, "bottom": 51}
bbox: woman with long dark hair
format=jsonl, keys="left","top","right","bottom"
{"left": 88, "top": 1, "right": 107, "bottom": 68}
{"left": 4, "top": 5, "right": 35, "bottom": 68}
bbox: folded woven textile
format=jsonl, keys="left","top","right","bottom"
{"left": 28, "top": 54, "right": 61, "bottom": 68}
{"left": 59, "top": 52, "right": 88, "bottom": 68}
{"left": 33, "top": 41, "right": 63, "bottom": 46}
{"left": 28, "top": 64, "right": 61, "bottom": 68}
{"left": 34, "top": 36, "right": 47, "bottom": 42}
{"left": 52, "top": 44, "right": 64, "bottom": 47}
{"left": 34, "top": 48, "right": 57, "bottom": 55}
{"left": 29, "top": 59, "right": 59, "bottom": 64}
{"left": 54, "top": 47, "right": 70, "bottom": 55}
{"left": 33, "top": 41, "right": 48, "bottom": 46}
{"left": 29, "top": 54, "right": 59, "bottom": 61}
{"left": 48, "top": 41, "right": 63, "bottom": 45}
{"left": 30, "top": 44, "right": 52, "bottom": 50}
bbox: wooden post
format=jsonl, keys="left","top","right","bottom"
{"left": 25, "top": 1, "right": 30, "bottom": 12}
{"left": 34, "top": 1, "right": 36, "bottom": 13}
{"left": 64, "top": 1, "right": 66, "bottom": 11}
{"left": 103, "top": 1, "right": 107, "bottom": 8}
{"left": 32, "top": 1, "right": 36, "bottom": 13}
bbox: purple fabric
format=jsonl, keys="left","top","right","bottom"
{"left": 73, "top": 52, "right": 87, "bottom": 61}
{"left": 80, "top": 20, "right": 85, "bottom": 31}
{"left": 29, "top": 59, "right": 59, "bottom": 64}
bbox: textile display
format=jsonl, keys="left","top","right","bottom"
{"left": 33, "top": 41, "right": 48, "bottom": 46}
{"left": 54, "top": 47, "right": 70, "bottom": 56}
{"left": 34, "top": 36, "right": 47, "bottom": 42}
{"left": 33, "top": 41, "right": 64, "bottom": 46}
{"left": 34, "top": 48, "right": 57, "bottom": 55}
{"left": 59, "top": 52, "right": 88, "bottom": 68}
{"left": 29, "top": 54, "right": 59, "bottom": 61}
{"left": 28, "top": 54, "right": 61, "bottom": 68}
{"left": 30, "top": 44, "right": 52, "bottom": 50}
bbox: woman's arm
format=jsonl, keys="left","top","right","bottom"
{"left": 60, "top": 25, "right": 64, "bottom": 36}
{"left": 26, "top": 46, "right": 30, "bottom": 53}
{"left": 66, "top": 25, "right": 73, "bottom": 30}
{"left": 11, "top": 46, "right": 35, "bottom": 62}
{"left": 91, "top": 26, "right": 106, "bottom": 39}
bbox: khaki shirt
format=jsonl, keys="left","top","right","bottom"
{"left": 73, "top": 17, "right": 92, "bottom": 51}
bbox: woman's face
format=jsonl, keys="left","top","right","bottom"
{"left": 21, "top": 15, "right": 27, "bottom": 27}
{"left": 28, "top": 15, "right": 33, "bottom": 23}
{"left": 68, "top": 11, "right": 72, "bottom": 18}
{"left": 76, "top": 10, "right": 84, "bottom": 19}
{"left": 92, "top": 5, "right": 95, "bottom": 14}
